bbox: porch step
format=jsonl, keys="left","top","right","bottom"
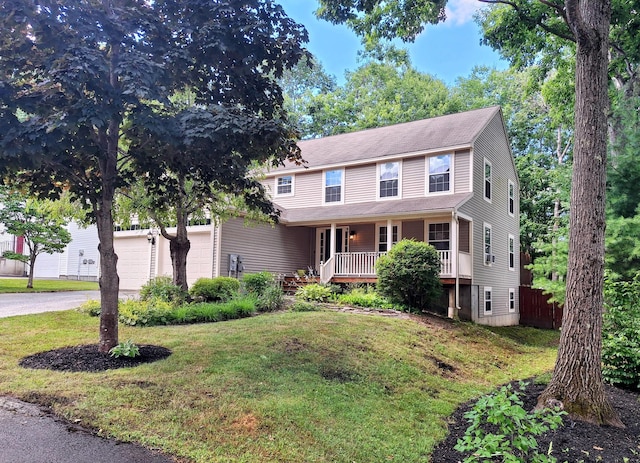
{"left": 279, "top": 275, "right": 320, "bottom": 295}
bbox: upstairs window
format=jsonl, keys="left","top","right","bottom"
{"left": 378, "top": 161, "right": 400, "bottom": 198}
{"left": 484, "top": 223, "right": 493, "bottom": 265}
{"left": 276, "top": 175, "right": 293, "bottom": 197}
{"left": 484, "top": 159, "right": 492, "bottom": 202}
{"left": 428, "top": 154, "right": 451, "bottom": 193}
{"left": 428, "top": 223, "right": 450, "bottom": 251}
{"left": 324, "top": 169, "right": 343, "bottom": 204}
{"left": 508, "top": 180, "right": 515, "bottom": 216}
{"left": 508, "top": 234, "right": 515, "bottom": 270}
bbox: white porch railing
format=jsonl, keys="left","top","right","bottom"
{"left": 320, "top": 250, "right": 463, "bottom": 283}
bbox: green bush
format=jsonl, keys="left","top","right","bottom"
{"left": 76, "top": 299, "right": 101, "bottom": 316}
{"left": 172, "top": 297, "right": 256, "bottom": 324}
{"left": 190, "top": 277, "right": 240, "bottom": 303}
{"left": 338, "top": 288, "right": 393, "bottom": 309}
{"left": 118, "top": 298, "right": 175, "bottom": 327}
{"left": 295, "top": 283, "right": 333, "bottom": 302}
{"left": 109, "top": 339, "right": 140, "bottom": 358}
{"left": 140, "top": 276, "right": 188, "bottom": 305}
{"left": 454, "top": 383, "right": 565, "bottom": 463}
{"left": 242, "top": 272, "right": 284, "bottom": 312}
{"left": 602, "top": 277, "right": 640, "bottom": 390}
{"left": 375, "top": 239, "right": 442, "bottom": 313}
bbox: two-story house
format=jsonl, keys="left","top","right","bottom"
{"left": 114, "top": 106, "right": 520, "bottom": 326}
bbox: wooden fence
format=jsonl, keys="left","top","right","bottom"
{"left": 519, "top": 286, "right": 563, "bottom": 329}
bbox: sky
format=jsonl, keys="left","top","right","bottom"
{"left": 278, "top": 0, "right": 508, "bottom": 85}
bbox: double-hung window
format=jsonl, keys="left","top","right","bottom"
{"left": 428, "top": 223, "right": 450, "bottom": 251}
{"left": 484, "top": 287, "right": 493, "bottom": 314}
{"left": 378, "top": 161, "right": 400, "bottom": 198}
{"left": 378, "top": 225, "right": 399, "bottom": 252}
{"left": 324, "top": 169, "right": 343, "bottom": 204}
{"left": 484, "top": 223, "right": 492, "bottom": 265}
{"left": 508, "top": 234, "right": 515, "bottom": 270}
{"left": 428, "top": 154, "right": 451, "bottom": 193}
{"left": 508, "top": 180, "right": 515, "bottom": 216}
{"left": 276, "top": 175, "right": 293, "bottom": 197}
{"left": 484, "top": 159, "right": 492, "bottom": 202}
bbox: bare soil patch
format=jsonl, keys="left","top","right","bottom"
{"left": 431, "top": 381, "right": 640, "bottom": 463}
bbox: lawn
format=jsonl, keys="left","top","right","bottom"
{"left": 0, "top": 278, "right": 99, "bottom": 293}
{"left": 0, "top": 309, "right": 560, "bottom": 462}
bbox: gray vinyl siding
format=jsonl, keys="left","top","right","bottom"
{"left": 454, "top": 150, "right": 471, "bottom": 193}
{"left": 268, "top": 171, "right": 322, "bottom": 209}
{"left": 220, "top": 218, "right": 312, "bottom": 275}
{"left": 459, "top": 112, "right": 520, "bottom": 323}
{"left": 402, "top": 156, "right": 426, "bottom": 198}
{"left": 402, "top": 220, "right": 424, "bottom": 241}
{"left": 349, "top": 223, "right": 376, "bottom": 252}
{"left": 345, "top": 163, "right": 376, "bottom": 203}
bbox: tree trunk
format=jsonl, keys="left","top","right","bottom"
{"left": 27, "top": 251, "right": 36, "bottom": 289}
{"left": 169, "top": 219, "right": 191, "bottom": 292}
{"left": 96, "top": 201, "right": 120, "bottom": 353}
{"left": 537, "top": 0, "right": 623, "bottom": 427}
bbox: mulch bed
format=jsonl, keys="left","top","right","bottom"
{"left": 430, "top": 381, "right": 640, "bottom": 463}
{"left": 19, "top": 344, "right": 172, "bottom": 372}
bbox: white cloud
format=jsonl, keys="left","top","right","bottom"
{"left": 444, "top": 0, "right": 485, "bottom": 26}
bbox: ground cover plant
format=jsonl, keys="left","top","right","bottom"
{"left": 0, "top": 278, "right": 98, "bottom": 294}
{"left": 0, "top": 309, "right": 564, "bottom": 463}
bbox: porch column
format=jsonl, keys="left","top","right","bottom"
{"left": 386, "top": 220, "right": 393, "bottom": 252}
{"left": 330, "top": 223, "right": 337, "bottom": 259}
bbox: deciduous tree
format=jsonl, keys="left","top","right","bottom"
{"left": 0, "top": 0, "right": 308, "bottom": 352}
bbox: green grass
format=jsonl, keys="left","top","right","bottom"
{"left": 0, "top": 309, "right": 560, "bottom": 462}
{"left": 0, "top": 278, "right": 99, "bottom": 293}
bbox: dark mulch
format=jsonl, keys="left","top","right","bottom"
{"left": 19, "top": 344, "right": 172, "bottom": 372}
{"left": 431, "top": 381, "right": 640, "bottom": 463}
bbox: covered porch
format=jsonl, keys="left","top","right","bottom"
{"left": 315, "top": 215, "right": 472, "bottom": 284}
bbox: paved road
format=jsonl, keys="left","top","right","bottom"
{"left": 0, "top": 396, "right": 175, "bottom": 463}
{"left": 0, "top": 291, "right": 101, "bottom": 318}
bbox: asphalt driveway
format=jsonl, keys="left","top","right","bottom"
{"left": 0, "top": 291, "right": 101, "bottom": 318}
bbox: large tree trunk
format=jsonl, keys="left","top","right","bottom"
{"left": 96, "top": 199, "right": 120, "bottom": 353}
{"left": 537, "top": 0, "right": 623, "bottom": 427}
{"left": 169, "top": 218, "right": 191, "bottom": 292}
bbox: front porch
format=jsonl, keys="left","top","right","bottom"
{"left": 319, "top": 250, "right": 472, "bottom": 284}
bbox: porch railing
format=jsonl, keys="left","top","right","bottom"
{"left": 320, "top": 250, "right": 466, "bottom": 283}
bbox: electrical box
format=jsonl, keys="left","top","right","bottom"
{"left": 229, "top": 254, "right": 244, "bottom": 277}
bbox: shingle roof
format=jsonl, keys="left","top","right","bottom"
{"left": 274, "top": 106, "right": 501, "bottom": 172}
{"left": 277, "top": 193, "right": 472, "bottom": 225}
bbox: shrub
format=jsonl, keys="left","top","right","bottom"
{"left": 76, "top": 299, "right": 101, "bottom": 316}
{"left": 242, "top": 272, "right": 284, "bottom": 312}
{"left": 602, "top": 277, "right": 640, "bottom": 390}
{"left": 454, "top": 383, "right": 565, "bottom": 463}
{"left": 338, "top": 287, "right": 393, "bottom": 309}
{"left": 118, "top": 298, "right": 175, "bottom": 327}
{"left": 190, "top": 277, "right": 240, "bottom": 303}
{"left": 140, "top": 276, "right": 188, "bottom": 305}
{"left": 375, "top": 239, "right": 442, "bottom": 313}
{"left": 174, "top": 297, "right": 256, "bottom": 324}
{"left": 295, "top": 283, "right": 333, "bottom": 302}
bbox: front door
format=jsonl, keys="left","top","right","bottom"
{"left": 317, "top": 227, "right": 350, "bottom": 265}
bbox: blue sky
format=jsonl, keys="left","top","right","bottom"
{"left": 278, "top": 0, "right": 508, "bottom": 85}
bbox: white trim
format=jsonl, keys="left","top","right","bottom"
{"left": 426, "top": 153, "right": 453, "bottom": 196}
{"left": 275, "top": 174, "right": 295, "bottom": 198}
{"left": 508, "top": 234, "right": 515, "bottom": 271}
{"left": 508, "top": 288, "right": 516, "bottom": 313}
{"left": 484, "top": 286, "right": 493, "bottom": 315}
{"left": 484, "top": 158, "right": 492, "bottom": 203}
{"left": 508, "top": 179, "right": 515, "bottom": 216}
{"left": 376, "top": 160, "right": 402, "bottom": 200}
{"left": 322, "top": 168, "right": 345, "bottom": 205}
{"left": 483, "top": 222, "right": 492, "bottom": 267}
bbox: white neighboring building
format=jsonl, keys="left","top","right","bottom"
{"left": 31, "top": 222, "right": 100, "bottom": 281}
